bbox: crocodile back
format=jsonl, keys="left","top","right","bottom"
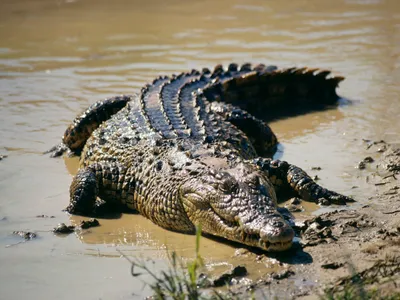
{"left": 80, "top": 63, "right": 343, "bottom": 165}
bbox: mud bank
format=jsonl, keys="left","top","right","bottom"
{"left": 218, "top": 141, "right": 400, "bottom": 299}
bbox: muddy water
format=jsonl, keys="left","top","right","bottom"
{"left": 0, "top": 0, "right": 399, "bottom": 299}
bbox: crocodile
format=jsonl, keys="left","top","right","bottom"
{"left": 47, "top": 63, "right": 353, "bottom": 252}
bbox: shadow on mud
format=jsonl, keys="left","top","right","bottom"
{"left": 270, "top": 243, "right": 313, "bottom": 265}
{"left": 202, "top": 233, "right": 313, "bottom": 265}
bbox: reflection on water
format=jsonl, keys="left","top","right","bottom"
{"left": 0, "top": 0, "right": 399, "bottom": 299}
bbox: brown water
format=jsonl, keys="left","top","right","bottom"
{"left": 0, "top": 0, "right": 399, "bottom": 299}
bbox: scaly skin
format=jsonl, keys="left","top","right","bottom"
{"left": 48, "top": 63, "right": 353, "bottom": 252}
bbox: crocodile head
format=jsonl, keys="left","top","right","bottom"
{"left": 180, "top": 163, "right": 294, "bottom": 252}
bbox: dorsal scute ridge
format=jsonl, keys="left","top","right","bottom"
{"left": 228, "top": 63, "right": 238, "bottom": 72}
{"left": 240, "top": 63, "right": 252, "bottom": 72}
{"left": 134, "top": 63, "right": 344, "bottom": 141}
{"left": 139, "top": 76, "right": 176, "bottom": 138}
{"left": 176, "top": 74, "right": 215, "bottom": 138}
{"left": 152, "top": 75, "right": 169, "bottom": 84}
{"left": 159, "top": 71, "right": 205, "bottom": 138}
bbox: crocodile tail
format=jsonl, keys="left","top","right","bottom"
{"left": 202, "top": 64, "right": 345, "bottom": 120}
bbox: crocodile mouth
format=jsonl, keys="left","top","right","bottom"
{"left": 208, "top": 202, "right": 293, "bottom": 251}
{"left": 182, "top": 191, "right": 293, "bottom": 252}
{"left": 238, "top": 229, "right": 293, "bottom": 252}
{"left": 261, "top": 237, "right": 293, "bottom": 251}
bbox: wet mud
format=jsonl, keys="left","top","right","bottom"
{"left": 222, "top": 142, "right": 400, "bottom": 298}
{"left": 53, "top": 218, "right": 100, "bottom": 234}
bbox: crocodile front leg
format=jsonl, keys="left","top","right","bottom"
{"left": 253, "top": 158, "right": 354, "bottom": 205}
{"left": 46, "top": 95, "right": 132, "bottom": 157}
{"left": 67, "top": 162, "right": 128, "bottom": 216}
{"left": 67, "top": 167, "right": 99, "bottom": 215}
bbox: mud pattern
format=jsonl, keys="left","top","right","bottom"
{"left": 13, "top": 231, "right": 37, "bottom": 240}
{"left": 53, "top": 219, "right": 100, "bottom": 234}
{"left": 79, "top": 218, "right": 100, "bottom": 229}
{"left": 53, "top": 223, "right": 75, "bottom": 234}
{"left": 198, "top": 265, "right": 248, "bottom": 288}
{"left": 226, "top": 143, "right": 400, "bottom": 298}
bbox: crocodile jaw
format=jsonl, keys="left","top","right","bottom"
{"left": 181, "top": 190, "right": 294, "bottom": 252}
{"left": 231, "top": 214, "right": 294, "bottom": 252}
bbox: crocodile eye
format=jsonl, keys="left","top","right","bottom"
{"left": 219, "top": 177, "right": 239, "bottom": 194}
{"left": 247, "top": 174, "right": 261, "bottom": 189}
